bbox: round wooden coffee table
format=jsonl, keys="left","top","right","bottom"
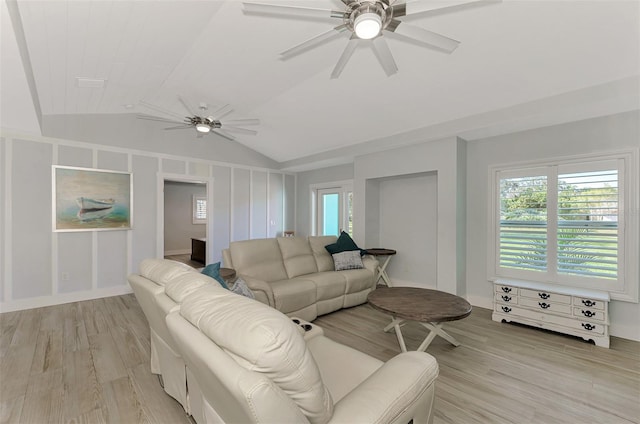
{"left": 368, "top": 287, "right": 472, "bottom": 352}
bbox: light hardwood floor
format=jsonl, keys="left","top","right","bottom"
{"left": 1, "top": 295, "right": 638, "bottom": 424}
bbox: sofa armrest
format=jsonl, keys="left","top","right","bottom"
{"left": 242, "top": 276, "right": 275, "bottom": 307}
{"left": 329, "top": 352, "right": 438, "bottom": 424}
{"left": 222, "top": 248, "right": 233, "bottom": 269}
{"left": 362, "top": 255, "right": 379, "bottom": 275}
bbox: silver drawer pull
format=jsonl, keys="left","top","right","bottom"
{"left": 538, "top": 302, "right": 550, "bottom": 309}
{"left": 581, "top": 323, "right": 596, "bottom": 331}
{"left": 538, "top": 292, "right": 550, "bottom": 300}
{"left": 501, "top": 295, "right": 512, "bottom": 302}
{"left": 582, "top": 299, "right": 596, "bottom": 307}
{"left": 581, "top": 310, "right": 595, "bottom": 318}
{"left": 501, "top": 287, "right": 512, "bottom": 293}
{"left": 501, "top": 306, "right": 511, "bottom": 313}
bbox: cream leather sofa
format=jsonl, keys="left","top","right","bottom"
{"left": 222, "top": 236, "right": 378, "bottom": 322}
{"left": 166, "top": 283, "right": 440, "bottom": 424}
{"left": 128, "top": 258, "right": 220, "bottom": 413}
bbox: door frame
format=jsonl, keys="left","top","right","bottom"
{"left": 311, "top": 180, "right": 353, "bottom": 236}
{"left": 157, "top": 172, "right": 214, "bottom": 263}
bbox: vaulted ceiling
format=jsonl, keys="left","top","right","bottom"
{"left": 2, "top": 0, "right": 639, "bottom": 169}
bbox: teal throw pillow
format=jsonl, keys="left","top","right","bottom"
{"left": 325, "top": 231, "right": 364, "bottom": 256}
{"left": 201, "top": 262, "right": 229, "bottom": 289}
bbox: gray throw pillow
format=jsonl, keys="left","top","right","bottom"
{"left": 229, "top": 277, "right": 255, "bottom": 299}
{"left": 332, "top": 250, "right": 364, "bottom": 271}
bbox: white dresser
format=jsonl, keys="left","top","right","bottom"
{"left": 492, "top": 280, "right": 610, "bottom": 348}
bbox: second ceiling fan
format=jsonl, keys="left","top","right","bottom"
{"left": 137, "top": 96, "right": 260, "bottom": 141}
{"left": 243, "top": 0, "right": 499, "bottom": 78}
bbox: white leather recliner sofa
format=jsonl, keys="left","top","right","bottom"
{"left": 128, "top": 258, "right": 221, "bottom": 413}
{"left": 222, "top": 236, "right": 379, "bottom": 322}
{"left": 166, "top": 283, "right": 440, "bottom": 424}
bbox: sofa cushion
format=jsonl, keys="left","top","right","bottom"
{"left": 324, "top": 231, "right": 363, "bottom": 255}
{"left": 165, "top": 272, "right": 218, "bottom": 304}
{"left": 229, "top": 277, "right": 255, "bottom": 299}
{"left": 341, "top": 268, "right": 375, "bottom": 295}
{"left": 139, "top": 258, "right": 195, "bottom": 287}
{"left": 308, "top": 236, "right": 337, "bottom": 272}
{"left": 229, "top": 238, "right": 288, "bottom": 282}
{"left": 304, "top": 272, "right": 347, "bottom": 301}
{"left": 277, "top": 237, "right": 318, "bottom": 278}
{"left": 180, "top": 284, "right": 334, "bottom": 424}
{"left": 270, "top": 278, "right": 317, "bottom": 314}
{"left": 201, "top": 262, "right": 228, "bottom": 289}
{"left": 332, "top": 251, "right": 364, "bottom": 271}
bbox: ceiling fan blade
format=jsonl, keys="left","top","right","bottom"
{"left": 177, "top": 95, "right": 195, "bottom": 116}
{"left": 340, "top": 0, "right": 358, "bottom": 5}
{"left": 281, "top": 25, "right": 349, "bottom": 60}
{"left": 243, "top": 2, "right": 344, "bottom": 19}
{"left": 139, "top": 100, "right": 184, "bottom": 120}
{"left": 223, "top": 126, "right": 258, "bottom": 136}
{"left": 136, "top": 114, "right": 184, "bottom": 125}
{"left": 210, "top": 104, "right": 233, "bottom": 120}
{"left": 164, "top": 125, "right": 194, "bottom": 130}
{"left": 371, "top": 37, "right": 398, "bottom": 77}
{"left": 392, "top": 0, "right": 500, "bottom": 18}
{"left": 223, "top": 118, "right": 261, "bottom": 126}
{"left": 212, "top": 129, "right": 236, "bottom": 141}
{"left": 330, "top": 36, "right": 358, "bottom": 79}
{"left": 386, "top": 20, "right": 459, "bottom": 53}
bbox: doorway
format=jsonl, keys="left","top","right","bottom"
{"left": 313, "top": 181, "right": 353, "bottom": 236}
{"left": 157, "top": 173, "right": 214, "bottom": 266}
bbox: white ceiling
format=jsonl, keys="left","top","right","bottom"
{"left": 3, "top": 0, "right": 640, "bottom": 167}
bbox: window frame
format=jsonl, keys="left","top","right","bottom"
{"left": 192, "top": 195, "right": 207, "bottom": 225}
{"left": 488, "top": 150, "right": 639, "bottom": 302}
{"left": 311, "top": 180, "right": 354, "bottom": 237}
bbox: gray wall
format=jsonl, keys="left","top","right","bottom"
{"left": 295, "top": 164, "right": 354, "bottom": 237}
{"left": 354, "top": 137, "right": 467, "bottom": 296}
{"left": 164, "top": 181, "right": 206, "bottom": 254}
{"left": 0, "top": 131, "right": 295, "bottom": 312}
{"left": 295, "top": 111, "right": 638, "bottom": 340}
{"left": 466, "top": 110, "right": 640, "bottom": 340}
{"left": 42, "top": 113, "right": 279, "bottom": 169}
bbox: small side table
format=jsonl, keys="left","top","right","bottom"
{"left": 220, "top": 267, "right": 237, "bottom": 284}
{"left": 365, "top": 248, "right": 396, "bottom": 287}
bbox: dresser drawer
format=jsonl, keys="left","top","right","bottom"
{"left": 495, "top": 285, "right": 517, "bottom": 295}
{"left": 573, "top": 297, "right": 605, "bottom": 310}
{"left": 495, "top": 305, "right": 606, "bottom": 335}
{"left": 519, "top": 297, "right": 572, "bottom": 315}
{"left": 520, "top": 288, "right": 572, "bottom": 304}
{"left": 496, "top": 304, "right": 516, "bottom": 314}
{"left": 495, "top": 293, "right": 517, "bottom": 304}
{"left": 573, "top": 307, "right": 606, "bottom": 322}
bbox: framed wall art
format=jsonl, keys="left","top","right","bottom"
{"left": 52, "top": 165, "right": 133, "bottom": 232}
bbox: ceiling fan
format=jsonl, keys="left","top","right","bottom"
{"left": 136, "top": 96, "right": 260, "bottom": 141}
{"left": 243, "top": 0, "right": 499, "bottom": 78}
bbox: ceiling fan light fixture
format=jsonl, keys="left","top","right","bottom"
{"left": 195, "top": 123, "right": 211, "bottom": 133}
{"left": 354, "top": 12, "right": 382, "bottom": 39}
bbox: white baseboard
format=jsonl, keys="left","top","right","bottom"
{"left": 0, "top": 285, "right": 133, "bottom": 313}
{"left": 164, "top": 249, "right": 191, "bottom": 256}
{"left": 466, "top": 295, "right": 493, "bottom": 310}
{"left": 610, "top": 323, "right": 640, "bottom": 342}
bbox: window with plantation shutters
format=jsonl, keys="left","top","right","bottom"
{"left": 557, "top": 167, "right": 618, "bottom": 280}
{"left": 193, "top": 196, "right": 207, "bottom": 224}
{"left": 500, "top": 173, "right": 548, "bottom": 273}
{"left": 490, "top": 151, "right": 638, "bottom": 301}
